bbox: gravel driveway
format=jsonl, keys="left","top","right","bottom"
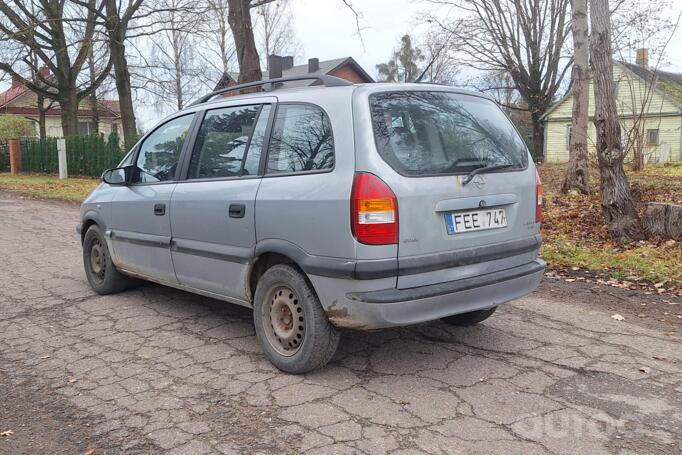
{"left": 0, "top": 193, "right": 680, "bottom": 454}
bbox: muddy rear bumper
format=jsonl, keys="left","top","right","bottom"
{"left": 321, "top": 259, "right": 545, "bottom": 330}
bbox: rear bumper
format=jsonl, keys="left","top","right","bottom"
{"left": 322, "top": 259, "right": 545, "bottom": 330}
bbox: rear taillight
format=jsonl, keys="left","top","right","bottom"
{"left": 535, "top": 170, "right": 543, "bottom": 223}
{"left": 351, "top": 172, "right": 398, "bottom": 245}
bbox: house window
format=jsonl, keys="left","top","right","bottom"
{"left": 646, "top": 129, "right": 659, "bottom": 146}
{"left": 79, "top": 121, "right": 96, "bottom": 135}
{"left": 566, "top": 124, "right": 572, "bottom": 149}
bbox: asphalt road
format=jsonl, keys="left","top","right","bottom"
{"left": 0, "top": 193, "right": 680, "bottom": 455}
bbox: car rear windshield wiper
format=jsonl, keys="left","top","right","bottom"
{"left": 462, "top": 164, "right": 514, "bottom": 186}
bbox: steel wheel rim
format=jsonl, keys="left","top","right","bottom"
{"left": 262, "top": 284, "right": 305, "bottom": 357}
{"left": 89, "top": 239, "right": 106, "bottom": 282}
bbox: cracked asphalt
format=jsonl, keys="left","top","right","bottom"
{"left": 0, "top": 193, "right": 680, "bottom": 454}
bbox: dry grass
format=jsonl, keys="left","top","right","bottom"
{"left": 0, "top": 173, "right": 99, "bottom": 202}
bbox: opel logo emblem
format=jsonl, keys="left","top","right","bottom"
{"left": 472, "top": 174, "right": 486, "bottom": 189}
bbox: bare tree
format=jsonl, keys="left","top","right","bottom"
{"left": 227, "top": 0, "right": 267, "bottom": 83}
{"left": 87, "top": 47, "right": 100, "bottom": 134}
{"left": 562, "top": 0, "right": 590, "bottom": 194}
{"left": 143, "top": 0, "right": 206, "bottom": 111}
{"left": 228, "top": 0, "right": 364, "bottom": 84}
{"left": 420, "top": 29, "right": 459, "bottom": 85}
{"left": 590, "top": 0, "right": 643, "bottom": 240}
{"left": 0, "top": 0, "right": 113, "bottom": 136}
{"left": 254, "top": 0, "right": 301, "bottom": 69}
{"left": 27, "top": 49, "right": 55, "bottom": 140}
{"left": 616, "top": 6, "right": 680, "bottom": 170}
{"left": 426, "top": 0, "right": 572, "bottom": 161}
{"left": 199, "top": 0, "right": 236, "bottom": 75}
{"left": 103, "top": 0, "right": 144, "bottom": 149}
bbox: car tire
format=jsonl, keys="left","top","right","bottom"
{"left": 83, "top": 225, "right": 131, "bottom": 295}
{"left": 253, "top": 264, "right": 340, "bottom": 374}
{"left": 441, "top": 306, "right": 497, "bottom": 326}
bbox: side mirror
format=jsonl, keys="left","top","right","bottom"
{"left": 102, "top": 166, "right": 131, "bottom": 185}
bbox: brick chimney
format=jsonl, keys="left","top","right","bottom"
{"left": 282, "top": 56, "right": 294, "bottom": 70}
{"left": 308, "top": 58, "right": 319, "bottom": 73}
{"left": 636, "top": 48, "right": 649, "bottom": 67}
{"left": 268, "top": 55, "right": 283, "bottom": 79}
{"left": 11, "top": 74, "right": 22, "bottom": 89}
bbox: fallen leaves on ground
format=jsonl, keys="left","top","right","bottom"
{"left": 0, "top": 430, "right": 13, "bottom": 437}
{"left": 539, "top": 163, "right": 682, "bottom": 295}
{"left": 611, "top": 313, "right": 625, "bottom": 321}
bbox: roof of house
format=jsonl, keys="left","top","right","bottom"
{"left": 214, "top": 56, "right": 374, "bottom": 91}
{"left": 541, "top": 61, "right": 682, "bottom": 120}
{"left": 0, "top": 80, "right": 121, "bottom": 118}
{"left": 0, "top": 84, "right": 28, "bottom": 107}
{"left": 620, "top": 61, "right": 682, "bottom": 105}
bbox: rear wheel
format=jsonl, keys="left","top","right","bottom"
{"left": 83, "top": 225, "right": 131, "bottom": 294}
{"left": 253, "top": 264, "right": 340, "bottom": 373}
{"left": 441, "top": 306, "right": 497, "bottom": 326}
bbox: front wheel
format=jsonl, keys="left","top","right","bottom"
{"left": 253, "top": 264, "right": 340, "bottom": 374}
{"left": 83, "top": 225, "right": 132, "bottom": 294}
{"left": 441, "top": 306, "right": 497, "bottom": 326}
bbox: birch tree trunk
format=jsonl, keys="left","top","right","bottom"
{"left": 562, "top": 0, "right": 590, "bottom": 194}
{"left": 590, "top": 0, "right": 644, "bottom": 241}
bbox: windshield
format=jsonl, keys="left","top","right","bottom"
{"left": 369, "top": 91, "right": 528, "bottom": 176}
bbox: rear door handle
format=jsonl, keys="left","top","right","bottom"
{"left": 154, "top": 203, "right": 166, "bottom": 216}
{"left": 229, "top": 203, "right": 246, "bottom": 218}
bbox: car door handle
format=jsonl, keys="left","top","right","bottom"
{"left": 228, "top": 203, "right": 246, "bottom": 218}
{"left": 154, "top": 203, "right": 166, "bottom": 216}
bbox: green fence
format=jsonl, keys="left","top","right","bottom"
{"left": 19, "top": 133, "right": 124, "bottom": 177}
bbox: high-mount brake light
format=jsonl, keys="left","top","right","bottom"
{"left": 351, "top": 173, "right": 398, "bottom": 245}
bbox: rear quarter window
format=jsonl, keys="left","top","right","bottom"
{"left": 266, "top": 104, "right": 334, "bottom": 174}
{"left": 369, "top": 91, "right": 528, "bottom": 176}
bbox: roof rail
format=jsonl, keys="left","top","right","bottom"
{"left": 190, "top": 75, "right": 353, "bottom": 106}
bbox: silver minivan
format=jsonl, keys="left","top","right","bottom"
{"left": 79, "top": 76, "right": 545, "bottom": 373}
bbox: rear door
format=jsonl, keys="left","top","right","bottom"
{"left": 110, "top": 113, "right": 195, "bottom": 282}
{"left": 361, "top": 89, "right": 539, "bottom": 288}
{"left": 169, "top": 101, "right": 274, "bottom": 301}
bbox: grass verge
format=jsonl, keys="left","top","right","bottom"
{"left": 539, "top": 163, "right": 682, "bottom": 292}
{"left": 0, "top": 173, "right": 98, "bottom": 202}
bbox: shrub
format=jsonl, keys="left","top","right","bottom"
{"left": 0, "top": 115, "right": 33, "bottom": 141}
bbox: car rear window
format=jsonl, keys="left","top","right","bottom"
{"left": 369, "top": 91, "right": 528, "bottom": 176}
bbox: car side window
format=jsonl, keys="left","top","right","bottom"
{"left": 242, "top": 105, "right": 271, "bottom": 176}
{"left": 188, "top": 105, "right": 261, "bottom": 179}
{"left": 134, "top": 114, "right": 194, "bottom": 183}
{"left": 266, "top": 104, "right": 334, "bottom": 174}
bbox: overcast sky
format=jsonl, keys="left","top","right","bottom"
{"left": 291, "top": 0, "right": 682, "bottom": 75}
{"left": 291, "top": 0, "right": 427, "bottom": 76}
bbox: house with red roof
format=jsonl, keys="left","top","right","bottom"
{"left": 0, "top": 69, "right": 122, "bottom": 137}
{"left": 214, "top": 55, "right": 374, "bottom": 94}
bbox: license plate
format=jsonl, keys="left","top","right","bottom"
{"left": 445, "top": 208, "right": 507, "bottom": 234}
